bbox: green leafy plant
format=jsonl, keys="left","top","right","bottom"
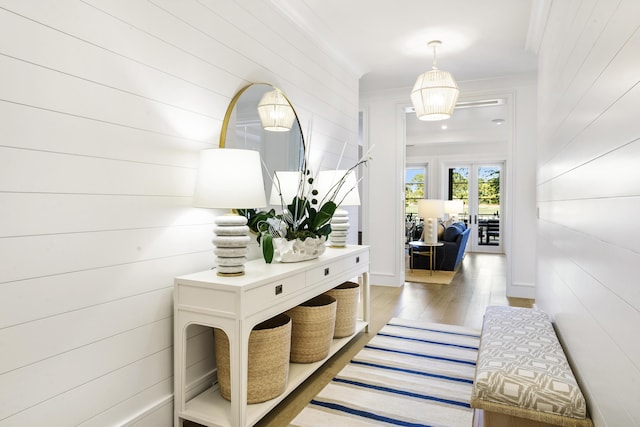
{"left": 238, "top": 196, "right": 336, "bottom": 263}
{"left": 237, "top": 125, "right": 372, "bottom": 263}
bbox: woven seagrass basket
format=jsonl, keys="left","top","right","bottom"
{"left": 213, "top": 313, "right": 291, "bottom": 403}
{"left": 286, "top": 294, "right": 337, "bottom": 363}
{"left": 324, "top": 281, "right": 360, "bottom": 338}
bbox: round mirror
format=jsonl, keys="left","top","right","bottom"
{"left": 220, "top": 83, "right": 304, "bottom": 203}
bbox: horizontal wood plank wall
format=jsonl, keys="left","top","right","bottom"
{"left": 0, "top": 0, "right": 359, "bottom": 425}
{"left": 536, "top": 1, "right": 640, "bottom": 426}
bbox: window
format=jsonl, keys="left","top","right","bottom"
{"left": 405, "top": 166, "right": 426, "bottom": 215}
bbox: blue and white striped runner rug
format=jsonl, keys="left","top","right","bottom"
{"left": 290, "top": 318, "right": 480, "bottom": 427}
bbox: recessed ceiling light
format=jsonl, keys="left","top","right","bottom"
{"left": 441, "top": 125, "right": 448, "bottom": 130}
{"left": 492, "top": 119, "right": 505, "bottom": 125}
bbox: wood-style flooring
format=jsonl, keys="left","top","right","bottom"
{"left": 188, "top": 252, "right": 534, "bottom": 427}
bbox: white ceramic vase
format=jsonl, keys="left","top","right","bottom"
{"left": 273, "top": 236, "right": 327, "bottom": 263}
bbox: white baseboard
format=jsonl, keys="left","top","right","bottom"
{"left": 370, "top": 272, "right": 404, "bottom": 287}
{"left": 507, "top": 282, "right": 535, "bottom": 299}
{"left": 121, "top": 370, "right": 217, "bottom": 426}
{"left": 122, "top": 396, "right": 173, "bottom": 426}
{"left": 185, "top": 369, "right": 218, "bottom": 401}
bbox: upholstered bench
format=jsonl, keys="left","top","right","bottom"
{"left": 471, "top": 306, "right": 592, "bottom": 427}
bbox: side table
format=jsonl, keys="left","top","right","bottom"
{"left": 408, "top": 241, "right": 444, "bottom": 275}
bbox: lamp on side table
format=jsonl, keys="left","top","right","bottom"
{"left": 418, "top": 199, "right": 444, "bottom": 245}
{"left": 318, "top": 170, "right": 360, "bottom": 248}
{"left": 193, "top": 148, "right": 266, "bottom": 276}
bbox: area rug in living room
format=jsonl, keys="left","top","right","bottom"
{"left": 405, "top": 267, "right": 457, "bottom": 285}
{"left": 290, "top": 318, "right": 480, "bottom": 427}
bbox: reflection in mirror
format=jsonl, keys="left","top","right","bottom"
{"left": 220, "top": 83, "right": 304, "bottom": 204}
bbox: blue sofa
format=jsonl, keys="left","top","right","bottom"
{"left": 411, "top": 222, "right": 470, "bottom": 271}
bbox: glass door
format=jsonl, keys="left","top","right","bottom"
{"left": 405, "top": 165, "right": 426, "bottom": 243}
{"left": 447, "top": 163, "right": 503, "bottom": 253}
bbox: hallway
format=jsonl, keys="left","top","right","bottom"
{"left": 252, "top": 252, "right": 534, "bottom": 426}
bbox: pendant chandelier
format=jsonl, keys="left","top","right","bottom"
{"left": 257, "top": 88, "right": 296, "bottom": 132}
{"left": 410, "top": 40, "right": 459, "bottom": 121}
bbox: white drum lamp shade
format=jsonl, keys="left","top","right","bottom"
{"left": 444, "top": 199, "right": 464, "bottom": 220}
{"left": 269, "top": 171, "right": 303, "bottom": 206}
{"left": 257, "top": 89, "right": 296, "bottom": 132}
{"left": 317, "top": 170, "right": 360, "bottom": 248}
{"left": 418, "top": 199, "right": 444, "bottom": 244}
{"left": 193, "top": 149, "right": 267, "bottom": 276}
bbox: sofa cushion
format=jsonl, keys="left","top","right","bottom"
{"left": 443, "top": 222, "right": 465, "bottom": 242}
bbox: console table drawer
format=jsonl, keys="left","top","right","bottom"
{"left": 244, "top": 273, "right": 306, "bottom": 314}
{"left": 306, "top": 250, "right": 369, "bottom": 283}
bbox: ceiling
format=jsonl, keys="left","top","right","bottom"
{"left": 273, "top": 0, "right": 541, "bottom": 145}
{"left": 273, "top": 0, "right": 539, "bottom": 92}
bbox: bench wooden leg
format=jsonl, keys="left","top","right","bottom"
{"left": 483, "top": 410, "right": 557, "bottom": 427}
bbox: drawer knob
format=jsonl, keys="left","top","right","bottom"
{"left": 275, "top": 284, "right": 283, "bottom": 295}
{"left": 356, "top": 256, "right": 360, "bottom": 263}
{"left": 324, "top": 267, "right": 330, "bottom": 276}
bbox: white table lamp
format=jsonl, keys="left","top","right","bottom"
{"left": 444, "top": 199, "right": 464, "bottom": 221}
{"left": 418, "top": 199, "right": 444, "bottom": 244}
{"left": 193, "top": 149, "right": 266, "bottom": 276}
{"left": 269, "top": 171, "right": 303, "bottom": 206}
{"left": 318, "top": 170, "right": 360, "bottom": 248}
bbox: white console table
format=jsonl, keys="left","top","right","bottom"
{"left": 173, "top": 245, "right": 370, "bottom": 427}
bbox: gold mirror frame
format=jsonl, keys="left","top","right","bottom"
{"left": 219, "top": 84, "right": 305, "bottom": 203}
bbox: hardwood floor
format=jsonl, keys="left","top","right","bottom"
{"left": 187, "top": 252, "right": 534, "bottom": 427}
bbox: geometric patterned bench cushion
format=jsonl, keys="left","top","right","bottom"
{"left": 471, "top": 306, "right": 587, "bottom": 419}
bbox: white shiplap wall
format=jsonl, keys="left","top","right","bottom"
{"left": 0, "top": 1, "right": 359, "bottom": 425}
{"left": 536, "top": 1, "right": 640, "bottom": 426}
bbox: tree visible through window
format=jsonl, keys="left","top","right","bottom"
{"left": 449, "top": 167, "right": 469, "bottom": 201}
{"left": 405, "top": 167, "right": 425, "bottom": 215}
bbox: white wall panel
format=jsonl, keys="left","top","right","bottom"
{"left": 0, "top": 0, "right": 244, "bottom": 100}
{"left": 538, "top": 141, "right": 640, "bottom": 201}
{"left": 0, "top": 253, "right": 212, "bottom": 329}
{"left": 0, "top": 225, "right": 211, "bottom": 283}
{"left": 536, "top": 1, "right": 640, "bottom": 425}
{"left": 1, "top": 102, "right": 206, "bottom": 166}
{"left": 0, "top": 194, "right": 214, "bottom": 237}
{"left": 538, "top": 83, "right": 640, "bottom": 183}
{"left": 0, "top": 55, "right": 217, "bottom": 141}
{"left": 0, "top": 319, "right": 171, "bottom": 421}
{"left": 0, "top": 147, "right": 196, "bottom": 195}
{"left": 1, "top": 288, "right": 172, "bottom": 373}
{"left": 0, "top": 0, "right": 358, "bottom": 424}
{"left": 78, "top": 379, "right": 173, "bottom": 427}
{"left": 0, "top": 10, "right": 228, "bottom": 119}
{"left": 1, "top": 349, "right": 173, "bottom": 427}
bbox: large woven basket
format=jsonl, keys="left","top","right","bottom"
{"left": 286, "top": 294, "right": 337, "bottom": 363}
{"left": 324, "top": 281, "right": 360, "bottom": 338}
{"left": 213, "top": 313, "right": 291, "bottom": 403}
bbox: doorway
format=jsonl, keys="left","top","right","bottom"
{"left": 447, "top": 163, "right": 504, "bottom": 253}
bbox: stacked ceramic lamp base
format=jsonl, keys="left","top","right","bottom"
{"left": 212, "top": 215, "right": 250, "bottom": 276}
{"left": 329, "top": 209, "right": 349, "bottom": 247}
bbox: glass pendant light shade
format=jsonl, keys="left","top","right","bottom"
{"left": 410, "top": 40, "right": 460, "bottom": 121}
{"left": 257, "top": 89, "right": 296, "bottom": 132}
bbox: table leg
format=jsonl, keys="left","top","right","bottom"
{"left": 361, "top": 272, "right": 370, "bottom": 332}
{"left": 429, "top": 246, "right": 434, "bottom": 275}
{"left": 409, "top": 246, "right": 413, "bottom": 270}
